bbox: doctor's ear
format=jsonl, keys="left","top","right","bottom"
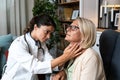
{"left": 34, "top": 24, "right": 39, "bottom": 29}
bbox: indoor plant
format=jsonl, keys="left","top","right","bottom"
{"left": 32, "top": 0, "right": 62, "bottom": 57}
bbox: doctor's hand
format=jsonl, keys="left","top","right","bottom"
{"left": 51, "top": 70, "right": 66, "bottom": 80}
{"left": 63, "top": 43, "right": 83, "bottom": 60}
{"left": 51, "top": 43, "right": 84, "bottom": 69}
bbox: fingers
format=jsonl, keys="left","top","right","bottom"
{"left": 74, "top": 48, "right": 86, "bottom": 57}
{"left": 65, "top": 43, "right": 78, "bottom": 50}
{"left": 59, "top": 71, "right": 66, "bottom": 80}
{"left": 74, "top": 47, "right": 84, "bottom": 54}
{"left": 51, "top": 74, "right": 64, "bottom": 80}
{"left": 65, "top": 43, "right": 79, "bottom": 53}
{"left": 51, "top": 74, "right": 60, "bottom": 80}
{"left": 61, "top": 76, "right": 64, "bottom": 80}
{"left": 70, "top": 43, "right": 79, "bottom": 53}
{"left": 63, "top": 43, "right": 86, "bottom": 60}
{"left": 51, "top": 70, "right": 66, "bottom": 80}
{"left": 74, "top": 51, "right": 82, "bottom": 57}
{"left": 64, "top": 43, "right": 73, "bottom": 50}
{"left": 68, "top": 43, "right": 86, "bottom": 58}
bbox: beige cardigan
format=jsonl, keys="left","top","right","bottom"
{"left": 66, "top": 48, "right": 106, "bottom": 80}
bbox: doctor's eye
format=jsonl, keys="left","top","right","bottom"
{"left": 43, "top": 30, "right": 53, "bottom": 35}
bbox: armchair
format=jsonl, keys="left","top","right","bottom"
{"left": 0, "top": 34, "right": 16, "bottom": 78}
{"left": 99, "top": 29, "right": 120, "bottom": 80}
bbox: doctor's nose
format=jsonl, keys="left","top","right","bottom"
{"left": 46, "top": 33, "right": 51, "bottom": 39}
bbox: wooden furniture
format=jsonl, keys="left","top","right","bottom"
{"left": 57, "top": 0, "right": 79, "bottom": 50}
{"left": 57, "top": 0, "right": 79, "bottom": 22}
{"left": 57, "top": 0, "right": 79, "bottom": 35}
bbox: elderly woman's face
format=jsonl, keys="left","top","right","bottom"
{"left": 65, "top": 20, "right": 81, "bottom": 42}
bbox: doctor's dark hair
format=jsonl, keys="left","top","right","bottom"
{"left": 23, "top": 14, "right": 56, "bottom": 34}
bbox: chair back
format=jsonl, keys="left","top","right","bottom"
{"left": 99, "top": 29, "right": 120, "bottom": 80}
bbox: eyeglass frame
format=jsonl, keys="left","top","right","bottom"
{"left": 65, "top": 24, "right": 79, "bottom": 34}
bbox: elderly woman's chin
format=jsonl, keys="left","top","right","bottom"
{"left": 65, "top": 36, "right": 73, "bottom": 42}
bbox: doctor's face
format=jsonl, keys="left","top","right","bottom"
{"left": 35, "top": 25, "right": 54, "bottom": 42}
{"left": 65, "top": 20, "right": 81, "bottom": 42}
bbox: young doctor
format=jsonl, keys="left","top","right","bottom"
{"left": 1, "top": 14, "right": 82, "bottom": 80}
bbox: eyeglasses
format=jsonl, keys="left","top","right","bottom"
{"left": 68, "top": 25, "right": 79, "bottom": 31}
{"left": 65, "top": 25, "right": 79, "bottom": 33}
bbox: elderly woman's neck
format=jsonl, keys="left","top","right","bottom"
{"left": 70, "top": 41, "right": 81, "bottom": 45}
{"left": 69, "top": 42, "right": 80, "bottom": 47}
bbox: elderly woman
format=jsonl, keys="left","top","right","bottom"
{"left": 52, "top": 17, "right": 106, "bottom": 80}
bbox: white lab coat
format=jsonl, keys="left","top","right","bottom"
{"left": 1, "top": 33, "right": 56, "bottom": 80}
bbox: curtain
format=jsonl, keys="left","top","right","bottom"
{"left": 0, "top": 0, "right": 34, "bottom": 36}
{"left": 0, "top": 0, "right": 7, "bottom": 35}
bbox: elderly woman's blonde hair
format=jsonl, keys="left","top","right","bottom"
{"left": 77, "top": 17, "right": 96, "bottom": 49}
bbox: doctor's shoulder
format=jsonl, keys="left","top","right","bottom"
{"left": 9, "top": 35, "right": 28, "bottom": 49}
